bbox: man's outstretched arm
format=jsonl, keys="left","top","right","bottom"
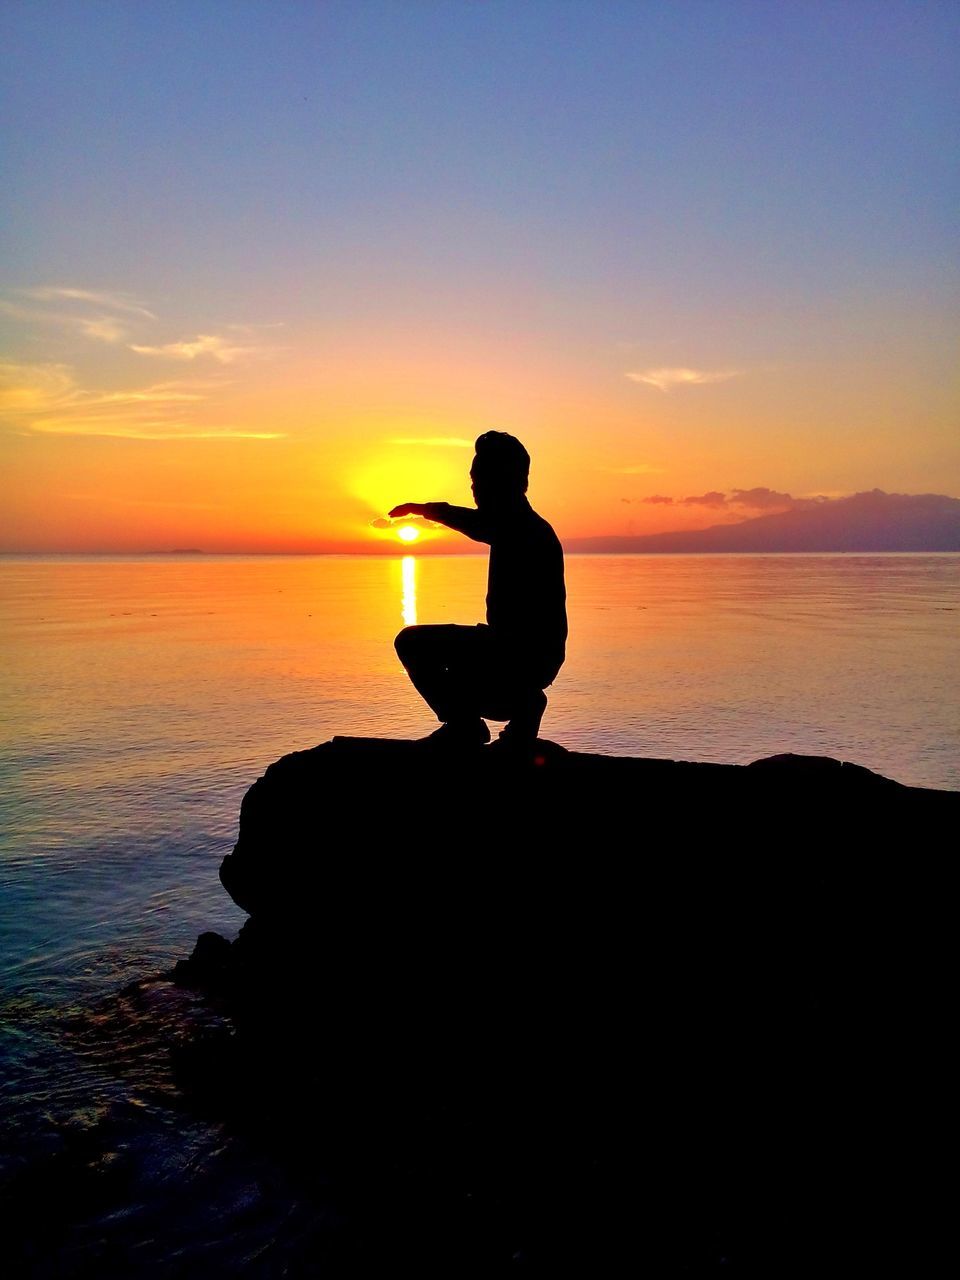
{"left": 389, "top": 502, "right": 493, "bottom": 544}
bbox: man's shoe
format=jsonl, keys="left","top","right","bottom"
{"left": 486, "top": 730, "right": 539, "bottom": 759}
{"left": 487, "top": 733, "right": 568, "bottom": 765}
{"left": 419, "top": 719, "right": 491, "bottom": 748}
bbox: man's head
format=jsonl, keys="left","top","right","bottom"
{"left": 471, "top": 431, "right": 530, "bottom": 509}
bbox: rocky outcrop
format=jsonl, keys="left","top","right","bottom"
{"left": 219, "top": 735, "right": 951, "bottom": 919}
{"left": 168, "top": 738, "right": 955, "bottom": 1268}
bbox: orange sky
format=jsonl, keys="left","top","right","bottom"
{"left": 2, "top": 6, "right": 957, "bottom": 552}
{"left": 1, "top": 306, "right": 956, "bottom": 553}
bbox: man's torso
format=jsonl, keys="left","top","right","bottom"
{"left": 486, "top": 504, "right": 567, "bottom": 684}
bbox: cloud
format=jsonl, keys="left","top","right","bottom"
{"left": 63, "top": 492, "right": 221, "bottom": 510}
{"left": 681, "top": 491, "right": 728, "bottom": 507}
{"left": 225, "top": 321, "right": 286, "bottom": 333}
{"left": 0, "top": 297, "right": 132, "bottom": 343}
{"left": 30, "top": 419, "right": 284, "bottom": 440}
{"left": 21, "top": 287, "right": 156, "bottom": 319}
{"left": 728, "top": 488, "right": 832, "bottom": 512}
{"left": 3, "top": 287, "right": 280, "bottom": 362}
{"left": 387, "top": 437, "right": 474, "bottom": 448}
{"left": 729, "top": 487, "right": 797, "bottom": 510}
{"left": 1, "top": 287, "right": 158, "bottom": 345}
{"left": 83, "top": 386, "right": 205, "bottom": 406}
{"left": 370, "top": 514, "right": 439, "bottom": 530}
{"left": 0, "top": 360, "right": 76, "bottom": 410}
{"left": 631, "top": 487, "right": 837, "bottom": 514}
{"left": 625, "top": 367, "right": 742, "bottom": 392}
{"left": 599, "top": 462, "right": 665, "bottom": 475}
{"left": 0, "top": 358, "right": 283, "bottom": 440}
{"left": 0, "top": 289, "right": 156, "bottom": 348}
{"left": 129, "top": 334, "right": 260, "bottom": 364}
{"left": 78, "top": 316, "right": 129, "bottom": 343}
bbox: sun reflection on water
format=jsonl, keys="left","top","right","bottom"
{"left": 401, "top": 555, "right": 417, "bottom": 626}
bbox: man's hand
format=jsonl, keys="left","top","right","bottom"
{"left": 389, "top": 502, "right": 425, "bottom": 519}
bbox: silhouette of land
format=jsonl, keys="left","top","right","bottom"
{"left": 567, "top": 489, "right": 960, "bottom": 553}
{"left": 165, "top": 736, "right": 956, "bottom": 1270}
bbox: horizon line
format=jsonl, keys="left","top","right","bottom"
{"left": 3, "top": 548, "right": 959, "bottom": 558}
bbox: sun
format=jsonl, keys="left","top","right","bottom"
{"left": 397, "top": 525, "right": 420, "bottom": 543}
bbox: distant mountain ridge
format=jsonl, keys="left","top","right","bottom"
{"left": 565, "top": 490, "right": 960, "bottom": 554}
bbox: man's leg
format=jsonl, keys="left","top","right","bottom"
{"left": 496, "top": 687, "right": 548, "bottom": 746}
{"left": 479, "top": 641, "right": 552, "bottom": 750}
{"left": 394, "top": 625, "right": 491, "bottom": 743}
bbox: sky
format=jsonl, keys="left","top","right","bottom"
{"left": 1, "top": 0, "right": 957, "bottom": 552}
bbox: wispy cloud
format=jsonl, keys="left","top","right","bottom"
{"left": 78, "top": 316, "right": 128, "bottom": 343}
{"left": 1, "top": 287, "right": 158, "bottom": 346}
{"left": 0, "top": 359, "right": 283, "bottom": 440}
{"left": 625, "top": 367, "right": 742, "bottom": 392}
{"left": 1, "top": 288, "right": 282, "bottom": 436}
{"left": 0, "top": 285, "right": 156, "bottom": 345}
{"left": 3, "top": 286, "right": 280, "bottom": 363}
{"left": 82, "top": 385, "right": 206, "bottom": 406}
{"left": 21, "top": 287, "right": 156, "bottom": 319}
{"left": 370, "top": 514, "right": 440, "bottom": 529}
{"left": 599, "top": 462, "right": 664, "bottom": 475}
{"left": 0, "top": 297, "right": 134, "bottom": 344}
{"left": 0, "top": 360, "right": 76, "bottom": 410}
{"left": 31, "top": 419, "right": 284, "bottom": 440}
{"left": 129, "top": 333, "right": 263, "bottom": 364}
{"left": 387, "top": 436, "right": 474, "bottom": 448}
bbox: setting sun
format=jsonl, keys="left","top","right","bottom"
{"left": 397, "top": 525, "right": 420, "bottom": 543}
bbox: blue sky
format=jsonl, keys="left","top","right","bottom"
{"left": 1, "top": 1, "right": 957, "bottom": 549}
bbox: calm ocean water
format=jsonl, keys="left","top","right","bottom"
{"left": 1, "top": 551, "right": 958, "bottom": 1268}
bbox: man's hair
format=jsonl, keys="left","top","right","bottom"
{"left": 473, "top": 431, "right": 530, "bottom": 492}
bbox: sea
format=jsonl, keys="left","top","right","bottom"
{"left": 1, "top": 551, "right": 958, "bottom": 1270}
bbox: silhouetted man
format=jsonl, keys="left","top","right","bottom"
{"left": 391, "top": 431, "right": 566, "bottom": 750}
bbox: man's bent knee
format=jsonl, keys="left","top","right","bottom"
{"left": 394, "top": 625, "right": 418, "bottom": 664}
{"left": 395, "top": 624, "right": 441, "bottom": 667}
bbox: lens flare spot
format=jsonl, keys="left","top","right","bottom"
{"left": 397, "top": 525, "right": 420, "bottom": 543}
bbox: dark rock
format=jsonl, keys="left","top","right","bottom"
{"left": 745, "top": 751, "right": 904, "bottom": 787}
{"left": 219, "top": 735, "right": 953, "bottom": 920}
{"left": 171, "top": 929, "right": 233, "bottom": 990}
{"left": 169, "top": 738, "right": 956, "bottom": 1267}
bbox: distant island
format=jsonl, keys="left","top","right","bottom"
{"left": 9, "top": 491, "right": 958, "bottom": 557}
{"left": 566, "top": 490, "right": 960, "bottom": 554}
